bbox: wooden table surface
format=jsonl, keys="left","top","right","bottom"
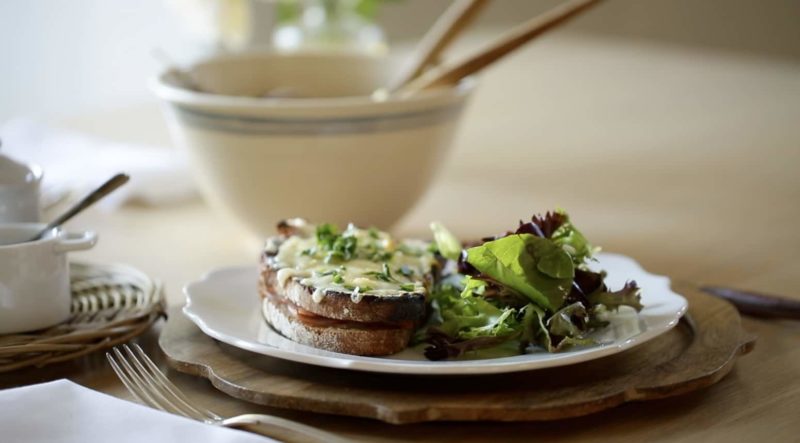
{"left": 4, "top": 34, "right": 800, "bottom": 441}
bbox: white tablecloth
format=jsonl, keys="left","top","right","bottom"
{"left": 0, "top": 380, "right": 275, "bottom": 443}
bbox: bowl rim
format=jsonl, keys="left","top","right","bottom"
{"left": 150, "top": 50, "right": 476, "bottom": 113}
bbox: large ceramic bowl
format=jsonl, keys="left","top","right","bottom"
{"left": 152, "top": 52, "right": 475, "bottom": 236}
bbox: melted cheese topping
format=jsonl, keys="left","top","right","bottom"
{"left": 269, "top": 223, "right": 433, "bottom": 303}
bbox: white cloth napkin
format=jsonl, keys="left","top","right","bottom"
{"left": 0, "top": 380, "right": 276, "bottom": 443}
{"left": 0, "top": 118, "right": 197, "bottom": 210}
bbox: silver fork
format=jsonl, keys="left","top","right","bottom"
{"left": 107, "top": 344, "right": 349, "bottom": 443}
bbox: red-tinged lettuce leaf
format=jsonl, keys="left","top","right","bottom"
{"left": 419, "top": 210, "right": 642, "bottom": 360}
{"left": 457, "top": 249, "right": 478, "bottom": 275}
{"left": 481, "top": 211, "right": 568, "bottom": 242}
{"left": 566, "top": 268, "right": 605, "bottom": 306}
{"left": 423, "top": 329, "right": 519, "bottom": 361}
{"left": 586, "top": 281, "right": 644, "bottom": 312}
{"left": 516, "top": 211, "right": 568, "bottom": 238}
{"left": 573, "top": 268, "right": 606, "bottom": 295}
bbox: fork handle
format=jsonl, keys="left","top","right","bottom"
{"left": 221, "top": 414, "right": 349, "bottom": 443}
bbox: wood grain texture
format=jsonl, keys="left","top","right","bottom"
{"left": 159, "top": 283, "right": 754, "bottom": 424}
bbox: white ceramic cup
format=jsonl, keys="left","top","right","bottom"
{"left": 0, "top": 154, "right": 42, "bottom": 223}
{"left": 0, "top": 223, "right": 97, "bottom": 334}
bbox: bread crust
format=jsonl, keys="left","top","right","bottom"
{"left": 259, "top": 221, "right": 428, "bottom": 356}
{"left": 261, "top": 295, "right": 413, "bottom": 356}
{"left": 259, "top": 253, "right": 425, "bottom": 324}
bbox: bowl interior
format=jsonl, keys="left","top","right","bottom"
{"left": 168, "top": 52, "right": 399, "bottom": 100}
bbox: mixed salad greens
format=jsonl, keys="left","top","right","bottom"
{"left": 418, "top": 211, "right": 643, "bottom": 360}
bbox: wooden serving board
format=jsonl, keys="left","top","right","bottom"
{"left": 159, "top": 283, "right": 755, "bottom": 424}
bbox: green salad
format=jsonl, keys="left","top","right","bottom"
{"left": 418, "top": 211, "right": 643, "bottom": 360}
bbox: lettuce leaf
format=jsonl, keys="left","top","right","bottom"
{"left": 547, "top": 302, "right": 589, "bottom": 337}
{"left": 464, "top": 234, "right": 573, "bottom": 311}
{"left": 519, "top": 303, "right": 550, "bottom": 350}
{"left": 550, "top": 215, "right": 594, "bottom": 265}
{"left": 460, "top": 275, "right": 488, "bottom": 298}
{"left": 430, "top": 222, "right": 463, "bottom": 261}
{"left": 515, "top": 211, "right": 568, "bottom": 238}
{"left": 423, "top": 330, "right": 517, "bottom": 361}
{"left": 586, "top": 281, "right": 643, "bottom": 312}
{"left": 417, "top": 210, "right": 643, "bottom": 360}
{"left": 513, "top": 211, "right": 595, "bottom": 265}
{"left": 435, "top": 282, "right": 520, "bottom": 339}
{"left": 417, "top": 281, "right": 523, "bottom": 360}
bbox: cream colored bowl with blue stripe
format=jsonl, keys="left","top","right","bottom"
{"left": 152, "top": 52, "right": 476, "bottom": 236}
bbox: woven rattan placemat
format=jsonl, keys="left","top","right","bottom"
{"left": 0, "top": 262, "right": 165, "bottom": 372}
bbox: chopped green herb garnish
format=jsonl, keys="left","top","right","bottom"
{"left": 361, "top": 240, "right": 393, "bottom": 262}
{"left": 365, "top": 271, "right": 391, "bottom": 282}
{"left": 316, "top": 223, "right": 339, "bottom": 249}
{"left": 367, "top": 227, "right": 380, "bottom": 239}
{"left": 314, "top": 223, "right": 358, "bottom": 263}
{"left": 325, "top": 235, "right": 357, "bottom": 263}
{"left": 400, "top": 283, "right": 416, "bottom": 292}
{"left": 365, "top": 263, "right": 398, "bottom": 283}
{"left": 332, "top": 273, "right": 345, "bottom": 284}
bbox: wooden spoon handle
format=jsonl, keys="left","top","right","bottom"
{"left": 390, "top": 0, "right": 490, "bottom": 91}
{"left": 399, "top": 0, "right": 603, "bottom": 95}
{"left": 701, "top": 286, "right": 800, "bottom": 320}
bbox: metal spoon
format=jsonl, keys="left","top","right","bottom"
{"left": 29, "top": 173, "right": 130, "bottom": 241}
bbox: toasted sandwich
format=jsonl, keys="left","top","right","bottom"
{"left": 259, "top": 219, "right": 434, "bottom": 356}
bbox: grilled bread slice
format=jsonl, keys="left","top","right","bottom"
{"left": 259, "top": 219, "right": 434, "bottom": 356}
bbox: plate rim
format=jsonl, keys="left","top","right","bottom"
{"left": 182, "top": 253, "right": 688, "bottom": 375}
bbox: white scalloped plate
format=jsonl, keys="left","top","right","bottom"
{"left": 183, "top": 253, "right": 687, "bottom": 375}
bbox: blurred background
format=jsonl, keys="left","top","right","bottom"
{"left": 2, "top": 0, "right": 799, "bottom": 121}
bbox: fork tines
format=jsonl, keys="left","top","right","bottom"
{"left": 106, "top": 344, "right": 219, "bottom": 422}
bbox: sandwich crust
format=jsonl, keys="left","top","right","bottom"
{"left": 259, "top": 253, "right": 425, "bottom": 324}
{"left": 261, "top": 292, "right": 414, "bottom": 356}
